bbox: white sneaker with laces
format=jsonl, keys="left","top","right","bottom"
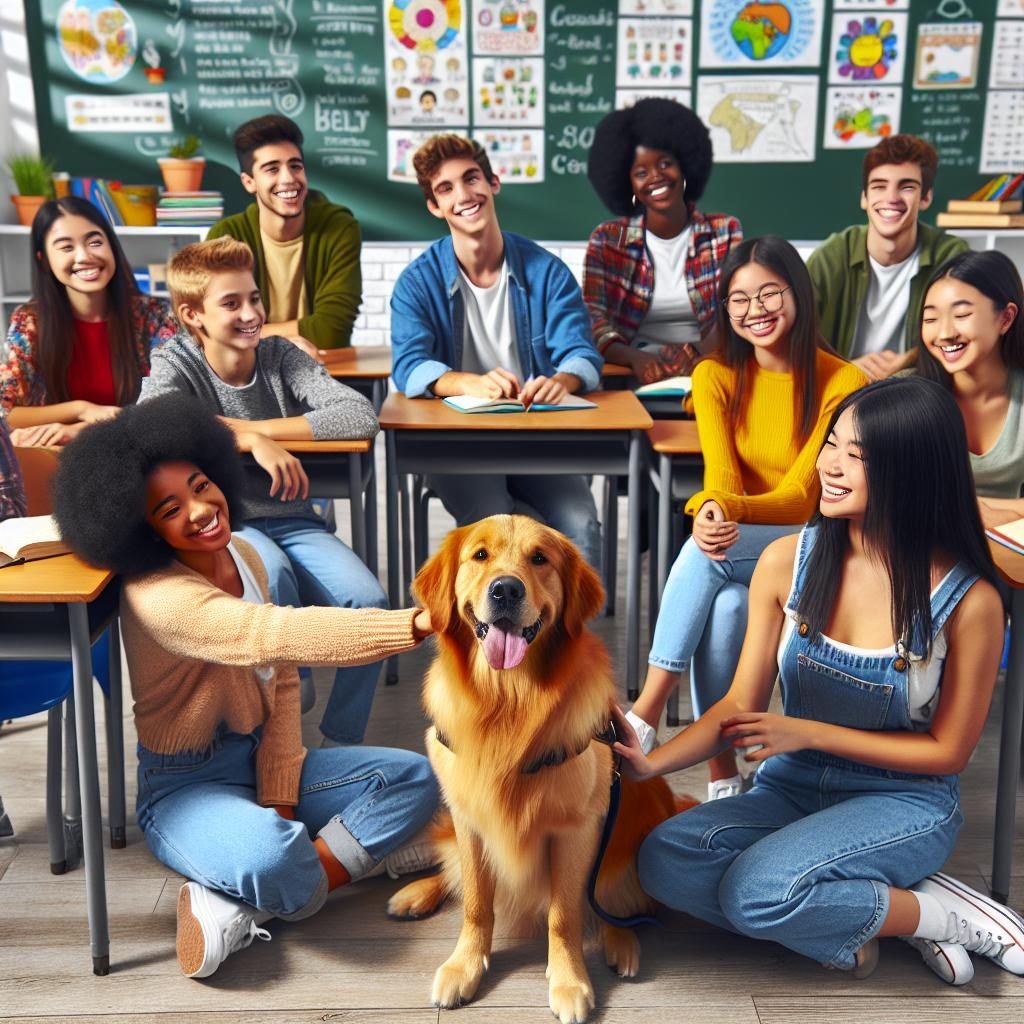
{"left": 624, "top": 709, "right": 657, "bottom": 755}
{"left": 707, "top": 774, "right": 744, "bottom": 801}
{"left": 902, "top": 937, "right": 975, "bottom": 985}
{"left": 914, "top": 872, "right": 1024, "bottom": 975}
{"left": 365, "top": 826, "right": 439, "bottom": 880}
{"left": 176, "top": 882, "right": 271, "bottom": 979}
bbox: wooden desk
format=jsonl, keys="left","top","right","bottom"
{"left": 989, "top": 540, "right": 1024, "bottom": 904}
{"left": 322, "top": 346, "right": 392, "bottom": 412}
{"left": 380, "top": 391, "right": 653, "bottom": 692}
{"left": 0, "top": 555, "right": 119, "bottom": 975}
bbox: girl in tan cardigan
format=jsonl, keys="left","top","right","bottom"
{"left": 53, "top": 396, "right": 439, "bottom": 980}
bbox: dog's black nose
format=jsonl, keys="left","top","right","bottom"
{"left": 488, "top": 575, "right": 525, "bottom": 607}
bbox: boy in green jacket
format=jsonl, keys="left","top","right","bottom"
{"left": 207, "top": 115, "right": 361, "bottom": 355}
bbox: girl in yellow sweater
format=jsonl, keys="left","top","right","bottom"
{"left": 53, "top": 397, "right": 439, "bottom": 981}
{"left": 627, "top": 236, "right": 868, "bottom": 797}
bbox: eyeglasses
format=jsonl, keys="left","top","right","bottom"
{"left": 725, "top": 285, "right": 791, "bottom": 321}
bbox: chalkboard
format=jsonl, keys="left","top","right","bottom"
{"left": 24, "top": 1, "right": 1013, "bottom": 243}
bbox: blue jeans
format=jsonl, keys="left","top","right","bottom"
{"left": 235, "top": 518, "right": 388, "bottom": 744}
{"left": 649, "top": 524, "right": 798, "bottom": 716}
{"left": 136, "top": 729, "right": 439, "bottom": 918}
{"left": 638, "top": 753, "right": 962, "bottom": 969}
{"left": 425, "top": 473, "right": 602, "bottom": 569}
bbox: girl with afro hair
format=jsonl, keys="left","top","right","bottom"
{"left": 53, "top": 396, "right": 439, "bottom": 980}
{"left": 584, "top": 98, "right": 743, "bottom": 384}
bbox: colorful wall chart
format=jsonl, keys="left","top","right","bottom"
{"left": 473, "top": 128, "right": 544, "bottom": 181}
{"left": 472, "top": 57, "right": 544, "bottom": 125}
{"left": 913, "top": 21, "right": 983, "bottom": 90}
{"left": 827, "top": 12, "right": 906, "bottom": 86}
{"left": 699, "top": 0, "right": 824, "bottom": 69}
{"left": 824, "top": 85, "right": 900, "bottom": 149}
{"left": 472, "top": 0, "right": 544, "bottom": 55}
{"left": 56, "top": 0, "right": 137, "bottom": 83}
{"left": 616, "top": 18, "right": 693, "bottom": 87}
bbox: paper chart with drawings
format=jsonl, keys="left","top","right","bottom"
{"left": 697, "top": 75, "right": 818, "bottom": 162}
{"left": 698, "top": 0, "right": 824, "bottom": 69}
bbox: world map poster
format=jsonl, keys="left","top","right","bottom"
{"left": 699, "top": 0, "right": 824, "bottom": 69}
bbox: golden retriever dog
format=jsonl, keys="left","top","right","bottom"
{"left": 388, "top": 515, "right": 690, "bottom": 1024}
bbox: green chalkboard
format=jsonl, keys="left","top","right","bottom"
{"left": 24, "top": 1, "right": 1010, "bottom": 243}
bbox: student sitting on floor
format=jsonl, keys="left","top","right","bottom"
{"left": 52, "top": 398, "right": 438, "bottom": 980}
{"left": 389, "top": 133, "right": 604, "bottom": 568}
{"left": 615, "top": 377, "right": 1024, "bottom": 986}
{"left": 140, "top": 237, "right": 388, "bottom": 748}
{"left": 1, "top": 197, "right": 177, "bottom": 447}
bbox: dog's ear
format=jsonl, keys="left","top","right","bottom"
{"left": 412, "top": 524, "right": 466, "bottom": 635}
{"left": 560, "top": 537, "right": 605, "bottom": 638}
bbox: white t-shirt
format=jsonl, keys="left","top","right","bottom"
{"left": 634, "top": 225, "right": 701, "bottom": 350}
{"left": 226, "top": 540, "right": 274, "bottom": 685}
{"left": 850, "top": 248, "right": 921, "bottom": 358}
{"left": 457, "top": 259, "right": 522, "bottom": 379}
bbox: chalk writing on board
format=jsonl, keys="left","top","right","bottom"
{"left": 910, "top": 90, "right": 983, "bottom": 170}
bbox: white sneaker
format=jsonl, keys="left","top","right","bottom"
{"left": 707, "top": 774, "right": 744, "bottom": 801}
{"left": 365, "top": 826, "right": 439, "bottom": 880}
{"left": 624, "top": 709, "right": 657, "bottom": 755}
{"left": 903, "top": 937, "right": 974, "bottom": 985}
{"left": 914, "top": 872, "right": 1024, "bottom": 975}
{"left": 176, "top": 882, "right": 271, "bottom": 979}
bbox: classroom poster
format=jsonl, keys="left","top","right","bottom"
{"left": 384, "top": 0, "right": 469, "bottom": 126}
{"left": 65, "top": 92, "right": 172, "bottom": 132}
{"left": 56, "top": 0, "right": 137, "bottom": 83}
{"left": 823, "top": 85, "right": 900, "bottom": 149}
{"left": 991, "top": 20, "right": 1024, "bottom": 89}
{"left": 997, "top": 0, "right": 1024, "bottom": 16}
{"left": 471, "top": 0, "right": 544, "bottom": 55}
{"left": 827, "top": 12, "right": 906, "bottom": 85}
{"left": 472, "top": 57, "right": 544, "bottom": 125}
{"left": 981, "top": 90, "right": 1024, "bottom": 173}
{"left": 616, "top": 18, "right": 693, "bottom": 87}
{"left": 699, "top": 0, "right": 824, "bottom": 69}
{"left": 619, "top": 0, "right": 694, "bottom": 14}
{"left": 387, "top": 128, "right": 436, "bottom": 182}
{"left": 473, "top": 128, "right": 545, "bottom": 182}
{"left": 913, "top": 22, "right": 983, "bottom": 90}
{"left": 697, "top": 75, "right": 818, "bottom": 161}
{"left": 616, "top": 87, "right": 694, "bottom": 110}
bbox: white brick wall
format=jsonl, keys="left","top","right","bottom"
{"left": 350, "top": 241, "right": 588, "bottom": 347}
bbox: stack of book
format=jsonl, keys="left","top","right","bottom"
{"left": 68, "top": 177, "right": 124, "bottom": 226}
{"left": 156, "top": 191, "right": 224, "bottom": 226}
{"left": 936, "top": 173, "right": 1024, "bottom": 228}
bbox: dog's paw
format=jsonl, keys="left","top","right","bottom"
{"left": 603, "top": 925, "right": 641, "bottom": 978}
{"left": 548, "top": 977, "right": 595, "bottom": 1024}
{"left": 431, "top": 953, "right": 489, "bottom": 1008}
{"left": 387, "top": 876, "right": 447, "bottom": 919}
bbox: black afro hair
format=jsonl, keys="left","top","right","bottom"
{"left": 587, "top": 98, "right": 714, "bottom": 217}
{"left": 53, "top": 395, "right": 246, "bottom": 576}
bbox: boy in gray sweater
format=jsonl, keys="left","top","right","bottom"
{"left": 141, "top": 237, "right": 386, "bottom": 746}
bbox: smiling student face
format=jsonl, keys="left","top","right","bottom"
{"left": 145, "top": 461, "right": 231, "bottom": 555}
{"left": 921, "top": 275, "right": 1018, "bottom": 374}
{"left": 629, "top": 146, "right": 685, "bottom": 215}
{"left": 816, "top": 407, "right": 868, "bottom": 520}
{"left": 179, "top": 269, "right": 265, "bottom": 352}
{"left": 241, "top": 141, "right": 307, "bottom": 220}
{"left": 426, "top": 156, "right": 500, "bottom": 237}
{"left": 43, "top": 213, "right": 116, "bottom": 297}
{"left": 860, "top": 161, "right": 931, "bottom": 247}
{"left": 725, "top": 260, "right": 798, "bottom": 357}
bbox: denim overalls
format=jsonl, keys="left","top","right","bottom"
{"left": 638, "top": 525, "right": 978, "bottom": 969}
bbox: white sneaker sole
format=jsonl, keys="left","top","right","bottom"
{"left": 177, "top": 883, "right": 222, "bottom": 979}
{"left": 904, "top": 937, "right": 974, "bottom": 986}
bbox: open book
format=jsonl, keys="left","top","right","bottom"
{"left": 635, "top": 375, "right": 692, "bottom": 398}
{"left": 987, "top": 517, "right": 1024, "bottom": 556}
{"left": 0, "top": 515, "right": 69, "bottom": 567}
{"left": 442, "top": 393, "right": 598, "bottom": 413}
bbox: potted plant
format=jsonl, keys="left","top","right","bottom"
{"left": 7, "top": 153, "right": 55, "bottom": 225}
{"left": 158, "top": 135, "right": 205, "bottom": 193}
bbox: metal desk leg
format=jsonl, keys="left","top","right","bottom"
{"left": 658, "top": 453, "right": 682, "bottom": 727}
{"left": 46, "top": 706, "right": 66, "bottom": 873}
{"left": 69, "top": 603, "right": 110, "bottom": 975}
{"left": 106, "top": 619, "right": 126, "bottom": 850}
{"left": 993, "top": 589, "right": 1024, "bottom": 904}
{"left": 385, "top": 431, "right": 400, "bottom": 685}
{"left": 626, "top": 432, "right": 642, "bottom": 700}
{"left": 400, "top": 474, "right": 413, "bottom": 602}
{"left": 348, "top": 452, "right": 367, "bottom": 563}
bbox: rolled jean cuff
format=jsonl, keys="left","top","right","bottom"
{"left": 276, "top": 871, "right": 328, "bottom": 922}
{"left": 317, "top": 815, "right": 375, "bottom": 881}
{"left": 648, "top": 653, "right": 687, "bottom": 672}
{"left": 831, "top": 879, "right": 889, "bottom": 970}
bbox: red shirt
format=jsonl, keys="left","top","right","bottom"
{"left": 66, "top": 318, "right": 116, "bottom": 406}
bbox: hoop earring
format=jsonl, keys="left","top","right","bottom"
{"left": 631, "top": 193, "right": 639, "bottom": 208}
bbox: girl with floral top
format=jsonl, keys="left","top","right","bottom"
{"left": 1, "top": 197, "right": 177, "bottom": 447}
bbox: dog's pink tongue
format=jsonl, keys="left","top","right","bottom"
{"left": 482, "top": 624, "right": 529, "bottom": 670}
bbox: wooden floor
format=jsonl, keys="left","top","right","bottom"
{"left": 1, "top": 479, "right": 1023, "bottom": 1023}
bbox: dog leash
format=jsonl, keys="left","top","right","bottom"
{"left": 586, "top": 726, "right": 661, "bottom": 930}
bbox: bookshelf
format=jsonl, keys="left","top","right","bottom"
{"left": 0, "top": 224, "right": 209, "bottom": 317}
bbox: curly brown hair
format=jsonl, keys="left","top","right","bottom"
{"left": 412, "top": 134, "right": 496, "bottom": 203}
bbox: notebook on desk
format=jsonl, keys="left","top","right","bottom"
{"left": 987, "top": 518, "right": 1024, "bottom": 555}
{"left": 442, "top": 394, "right": 598, "bottom": 413}
{"left": 634, "top": 375, "right": 692, "bottom": 398}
